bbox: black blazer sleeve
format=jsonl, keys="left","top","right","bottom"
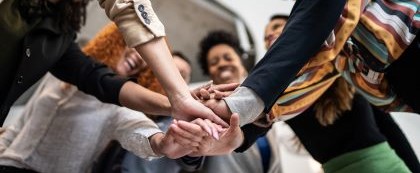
{"left": 242, "top": 0, "right": 346, "bottom": 112}
{"left": 50, "top": 41, "right": 129, "bottom": 105}
{"left": 234, "top": 123, "right": 272, "bottom": 153}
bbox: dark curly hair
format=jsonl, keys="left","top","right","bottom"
{"left": 198, "top": 30, "right": 244, "bottom": 75}
{"left": 19, "top": 0, "right": 89, "bottom": 32}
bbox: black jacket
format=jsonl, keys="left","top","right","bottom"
{"left": 242, "top": 0, "right": 346, "bottom": 112}
{"left": 236, "top": 0, "right": 346, "bottom": 151}
{"left": 0, "top": 16, "right": 127, "bottom": 125}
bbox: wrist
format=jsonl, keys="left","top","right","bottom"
{"left": 149, "top": 133, "right": 165, "bottom": 156}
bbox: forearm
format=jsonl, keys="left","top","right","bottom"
{"left": 242, "top": 0, "right": 346, "bottom": 112}
{"left": 135, "top": 37, "right": 191, "bottom": 102}
{"left": 119, "top": 81, "right": 171, "bottom": 115}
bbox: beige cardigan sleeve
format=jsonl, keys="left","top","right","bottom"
{"left": 98, "top": 0, "right": 166, "bottom": 47}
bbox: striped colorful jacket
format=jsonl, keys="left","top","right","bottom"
{"left": 269, "top": 0, "right": 419, "bottom": 121}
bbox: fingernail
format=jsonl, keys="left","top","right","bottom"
{"left": 213, "top": 133, "right": 219, "bottom": 140}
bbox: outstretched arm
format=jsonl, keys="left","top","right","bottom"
{"left": 99, "top": 0, "right": 227, "bottom": 127}
{"left": 222, "top": 0, "right": 347, "bottom": 125}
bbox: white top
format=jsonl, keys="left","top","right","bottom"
{"left": 0, "top": 74, "right": 162, "bottom": 173}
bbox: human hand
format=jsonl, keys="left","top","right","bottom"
{"left": 171, "top": 96, "right": 229, "bottom": 133}
{"left": 176, "top": 113, "right": 244, "bottom": 156}
{"left": 201, "top": 98, "right": 232, "bottom": 123}
{"left": 152, "top": 118, "right": 223, "bottom": 158}
{"left": 151, "top": 118, "right": 216, "bottom": 159}
{"left": 191, "top": 81, "right": 239, "bottom": 100}
{"left": 150, "top": 131, "right": 192, "bottom": 159}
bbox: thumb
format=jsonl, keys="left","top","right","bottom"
{"left": 210, "top": 83, "right": 240, "bottom": 92}
{"left": 229, "top": 113, "right": 240, "bottom": 128}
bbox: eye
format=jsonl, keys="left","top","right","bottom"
{"left": 208, "top": 56, "right": 219, "bottom": 66}
{"left": 272, "top": 24, "right": 281, "bottom": 30}
{"left": 223, "top": 53, "right": 233, "bottom": 61}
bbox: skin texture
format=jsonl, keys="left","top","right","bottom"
{"left": 206, "top": 44, "right": 247, "bottom": 85}
{"left": 264, "top": 18, "right": 287, "bottom": 49}
{"left": 115, "top": 48, "right": 147, "bottom": 77}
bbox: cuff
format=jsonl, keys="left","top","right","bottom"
{"left": 123, "top": 128, "right": 163, "bottom": 160}
{"left": 100, "top": 0, "right": 166, "bottom": 47}
{"left": 224, "top": 87, "right": 265, "bottom": 126}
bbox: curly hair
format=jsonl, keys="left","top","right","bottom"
{"left": 19, "top": 0, "right": 89, "bottom": 32}
{"left": 82, "top": 23, "right": 165, "bottom": 95}
{"left": 198, "top": 30, "right": 244, "bottom": 75}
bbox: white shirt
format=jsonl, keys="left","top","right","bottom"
{"left": 0, "top": 74, "right": 162, "bottom": 173}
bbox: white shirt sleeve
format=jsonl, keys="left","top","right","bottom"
{"left": 223, "top": 86, "right": 265, "bottom": 126}
{"left": 112, "top": 108, "right": 163, "bottom": 160}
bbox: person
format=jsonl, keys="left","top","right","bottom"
{"left": 177, "top": 11, "right": 416, "bottom": 172}
{"left": 0, "top": 23, "right": 207, "bottom": 173}
{"left": 198, "top": 0, "right": 419, "bottom": 133}
{"left": 264, "top": 14, "right": 420, "bottom": 172}
{"left": 0, "top": 0, "right": 226, "bottom": 132}
{"left": 179, "top": 31, "right": 287, "bottom": 173}
{"left": 119, "top": 51, "right": 193, "bottom": 173}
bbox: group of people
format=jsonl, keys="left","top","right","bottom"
{"left": 0, "top": 0, "right": 419, "bottom": 173}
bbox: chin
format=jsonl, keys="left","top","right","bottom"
{"left": 219, "top": 78, "right": 239, "bottom": 85}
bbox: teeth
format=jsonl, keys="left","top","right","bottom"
{"left": 126, "top": 58, "right": 136, "bottom": 70}
{"left": 220, "top": 70, "right": 233, "bottom": 79}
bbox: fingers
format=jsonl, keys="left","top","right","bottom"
{"left": 168, "top": 124, "right": 200, "bottom": 147}
{"left": 198, "top": 103, "right": 229, "bottom": 128}
{"left": 199, "top": 89, "right": 211, "bottom": 100}
{"left": 176, "top": 120, "right": 209, "bottom": 141}
{"left": 205, "top": 119, "right": 219, "bottom": 140}
{"left": 206, "top": 110, "right": 229, "bottom": 128}
{"left": 228, "top": 113, "right": 240, "bottom": 130}
{"left": 191, "top": 81, "right": 213, "bottom": 99}
{"left": 188, "top": 118, "right": 219, "bottom": 140}
{"left": 199, "top": 80, "right": 213, "bottom": 90}
{"left": 214, "top": 90, "right": 231, "bottom": 100}
{"left": 209, "top": 83, "right": 240, "bottom": 92}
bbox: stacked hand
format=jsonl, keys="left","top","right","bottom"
{"left": 166, "top": 113, "right": 244, "bottom": 157}
{"left": 193, "top": 82, "right": 238, "bottom": 122}
{"left": 155, "top": 82, "right": 244, "bottom": 158}
{"left": 170, "top": 82, "right": 239, "bottom": 136}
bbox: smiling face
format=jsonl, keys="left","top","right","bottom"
{"left": 264, "top": 18, "right": 287, "bottom": 49}
{"left": 206, "top": 44, "right": 247, "bottom": 84}
{"left": 115, "top": 48, "right": 147, "bottom": 77}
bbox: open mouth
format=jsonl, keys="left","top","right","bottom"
{"left": 217, "top": 66, "right": 237, "bottom": 82}
{"left": 125, "top": 57, "right": 137, "bottom": 70}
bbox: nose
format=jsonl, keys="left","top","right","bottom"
{"left": 217, "top": 57, "right": 230, "bottom": 68}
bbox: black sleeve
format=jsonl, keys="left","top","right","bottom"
{"left": 177, "top": 156, "right": 206, "bottom": 172}
{"left": 234, "top": 123, "right": 272, "bottom": 153}
{"left": 242, "top": 0, "right": 346, "bottom": 112}
{"left": 50, "top": 41, "right": 129, "bottom": 105}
